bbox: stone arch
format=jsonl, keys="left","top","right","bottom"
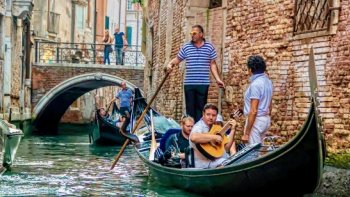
{"left": 33, "top": 72, "right": 140, "bottom": 133}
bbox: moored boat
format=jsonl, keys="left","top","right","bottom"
{"left": 91, "top": 103, "right": 127, "bottom": 145}
{"left": 0, "top": 119, "right": 24, "bottom": 174}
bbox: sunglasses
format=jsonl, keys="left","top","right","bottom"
{"left": 189, "top": 31, "right": 201, "bottom": 36}
{"left": 181, "top": 114, "right": 191, "bottom": 119}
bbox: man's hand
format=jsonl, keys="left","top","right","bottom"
{"left": 217, "top": 79, "right": 225, "bottom": 89}
{"left": 227, "top": 119, "right": 237, "bottom": 128}
{"left": 178, "top": 153, "right": 185, "bottom": 160}
{"left": 241, "top": 133, "right": 249, "bottom": 143}
{"left": 211, "top": 135, "right": 223, "bottom": 144}
{"left": 165, "top": 62, "right": 173, "bottom": 73}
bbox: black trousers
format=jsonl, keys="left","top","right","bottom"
{"left": 184, "top": 85, "right": 209, "bottom": 122}
{"left": 120, "top": 106, "right": 130, "bottom": 116}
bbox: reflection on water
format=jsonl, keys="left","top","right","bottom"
{"left": 0, "top": 126, "right": 198, "bottom": 196}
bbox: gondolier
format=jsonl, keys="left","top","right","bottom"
{"left": 166, "top": 25, "right": 225, "bottom": 122}
{"left": 113, "top": 81, "right": 133, "bottom": 116}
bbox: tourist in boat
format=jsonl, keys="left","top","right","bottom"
{"left": 97, "top": 107, "right": 118, "bottom": 125}
{"left": 165, "top": 24, "right": 225, "bottom": 122}
{"left": 115, "top": 115, "right": 127, "bottom": 129}
{"left": 189, "top": 104, "right": 237, "bottom": 168}
{"left": 241, "top": 55, "right": 273, "bottom": 145}
{"left": 164, "top": 115, "right": 195, "bottom": 161}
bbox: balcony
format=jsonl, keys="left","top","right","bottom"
{"left": 34, "top": 41, "right": 145, "bottom": 66}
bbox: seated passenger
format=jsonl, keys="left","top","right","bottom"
{"left": 189, "top": 103, "right": 237, "bottom": 168}
{"left": 116, "top": 115, "right": 127, "bottom": 129}
{"left": 164, "top": 116, "right": 194, "bottom": 160}
{"left": 98, "top": 108, "right": 118, "bottom": 126}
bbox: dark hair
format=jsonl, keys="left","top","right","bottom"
{"left": 247, "top": 55, "right": 266, "bottom": 74}
{"left": 192, "top": 25, "right": 204, "bottom": 33}
{"left": 202, "top": 103, "right": 218, "bottom": 113}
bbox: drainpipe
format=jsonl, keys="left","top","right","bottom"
{"left": 71, "top": 3, "right": 75, "bottom": 44}
{"left": 3, "top": 3, "right": 12, "bottom": 120}
{"left": 118, "top": 0, "right": 121, "bottom": 27}
{"left": 136, "top": 7, "right": 139, "bottom": 65}
{"left": 218, "top": 3, "right": 227, "bottom": 114}
{"left": 93, "top": 0, "right": 97, "bottom": 63}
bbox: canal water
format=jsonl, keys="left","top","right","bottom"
{"left": 0, "top": 125, "right": 199, "bottom": 196}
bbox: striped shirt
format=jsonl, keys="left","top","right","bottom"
{"left": 244, "top": 73, "right": 273, "bottom": 117}
{"left": 177, "top": 42, "right": 217, "bottom": 85}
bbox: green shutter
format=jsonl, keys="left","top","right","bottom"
{"left": 105, "top": 16, "right": 109, "bottom": 29}
{"left": 126, "top": 26, "right": 132, "bottom": 46}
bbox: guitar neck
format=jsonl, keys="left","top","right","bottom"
{"left": 218, "top": 123, "right": 231, "bottom": 135}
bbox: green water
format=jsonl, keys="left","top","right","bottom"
{"left": 0, "top": 126, "right": 198, "bottom": 196}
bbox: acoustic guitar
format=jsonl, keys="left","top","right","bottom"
{"left": 196, "top": 110, "right": 242, "bottom": 160}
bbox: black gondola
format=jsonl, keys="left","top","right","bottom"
{"left": 91, "top": 102, "right": 127, "bottom": 145}
{"left": 122, "top": 48, "right": 325, "bottom": 195}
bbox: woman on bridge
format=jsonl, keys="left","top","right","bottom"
{"left": 103, "top": 30, "right": 113, "bottom": 65}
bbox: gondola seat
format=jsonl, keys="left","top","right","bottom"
{"left": 159, "top": 128, "right": 181, "bottom": 152}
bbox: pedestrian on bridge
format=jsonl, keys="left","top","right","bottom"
{"left": 103, "top": 30, "right": 114, "bottom": 65}
{"left": 114, "top": 27, "right": 128, "bottom": 65}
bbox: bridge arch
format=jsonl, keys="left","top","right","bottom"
{"left": 33, "top": 72, "right": 140, "bottom": 133}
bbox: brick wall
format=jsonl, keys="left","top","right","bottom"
{"left": 221, "top": 0, "right": 349, "bottom": 152}
{"left": 324, "top": 0, "right": 350, "bottom": 152}
{"left": 223, "top": 0, "right": 296, "bottom": 141}
{"left": 144, "top": 0, "right": 186, "bottom": 120}
{"left": 145, "top": 0, "right": 350, "bottom": 152}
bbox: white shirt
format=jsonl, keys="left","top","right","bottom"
{"left": 189, "top": 119, "right": 228, "bottom": 168}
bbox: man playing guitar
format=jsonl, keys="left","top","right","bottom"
{"left": 189, "top": 103, "right": 241, "bottom": 168}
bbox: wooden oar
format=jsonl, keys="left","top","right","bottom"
{"left": 110, "top": 71, "right": 170, "bottom": 170}
{"left": 148, "top": 109, "right": 157, "bottom": 161}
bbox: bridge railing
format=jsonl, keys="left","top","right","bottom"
{"left": 34, "top": 41, "right": 145, "bottom": 66}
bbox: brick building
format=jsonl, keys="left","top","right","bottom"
{"left": 143, "top": 0, "right": 349, "bottom": 153}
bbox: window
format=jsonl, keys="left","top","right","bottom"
{"left": 126, "top": 26, "right": 132, "bottom": 46}
{"left": 294, "top": 0, "right": 340, "bottom": 35}
{"left": 105, "top": 16, "right": 109, "bottom": 29}
{"left": 47, "top": 0, "right": 59, "bottom": 33}
{"left": 209, "top": 0, "right": 222, "bottom": 9}
{"left": 127, "top": 0, "right": 133, "bottom": 10}
{"left": 76, "top": 5, "right": 84, "bottom": 30}
{"left": 48, "top": 12, "right": 60, "bottom": 33}
{"left": 0, "top": 15, "right": 3, "bottom": 60}
{"left": 87, "top": 0, "right": 91, "bottom": 27}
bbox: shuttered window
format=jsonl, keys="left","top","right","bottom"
{"left": 293, "top": 0, "right": 340, "bottom": 36}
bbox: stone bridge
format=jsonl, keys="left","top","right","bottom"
{"left": 32, "top": 63, "right": 144, "bottom": 133}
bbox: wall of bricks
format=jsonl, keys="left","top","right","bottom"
{"left": 143, "top": 0, "right": 186, "bottom": 120}
{"left": 221, "top": 0, "right": 350, "bottom": 152}
{"left": 144, "top": 0, "right": 350, "bottom": 153}
{"left": 324, "top": 0, "right": 350, "bottom": 152}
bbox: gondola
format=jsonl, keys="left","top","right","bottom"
{"left": 123, "top": 48, "right": 325, "bottom": 195}
{"left": 91, "top": 102, "right": 128, "bottom": 145}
